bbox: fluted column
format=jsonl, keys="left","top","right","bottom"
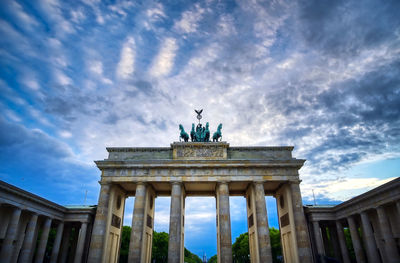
{"left": 216, "top": 182, "right": 232, "bottom": 263}
{"left": 50, "top": 222, "right": 64, "bottom": 263}
{"left": 128, "top": 183, "right": 147, "bottom": 262}
{"left": 289, "top": 182, "right": 313, "bottom": 262}
{"left": 168, "top": 182, "right": 184, "bottom": 263}
{"left": 360, "top": 211, "right": 380, "bottom": 262}
{"left": 19, "top": 213, "right": 39, "bottom": 263}
{"left": 35, "top": 217, "right": 52, "bottom": 263}
{"left": 347, "top": 216, "right": 366, "bottom": 263}
{"left": 335, "top": 220, "right": 351, "bottom": 263}
{"left": 312, "top": 221, "right": 325, "bottom": 262}
{"left": 88, "top": 182, "right": 111, "bottom": 263}
{"left": 59, "top": 224, "right": 72, "bottom": 263}
{"left": 254, "top": 182, "right": 272, "bottom": 262}
{"left": 0, "top": 207, "right": 22, "bottom": 262}
{"left": 376, "top": 206, "right": 400, "bottom": 262}
{"left": 74, "top": 222, "right": 88, "bottom": 263}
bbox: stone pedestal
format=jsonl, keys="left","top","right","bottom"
{"left": 168, "top": 182, "right": 185, "bottom": 263}
{"left": 59, "top": 225, "right": 72, "bottom": 263}
{"left": 50, "top": 222, "right": 64, "bottom": 263}
{"left": 74, "top": 222, "right": 88, "bottom": 263}
{"left": 312, "top": 221, "right": 325, "bottom": 262}
{"left": 216, "top": 182, "right": 232, "bottom": 263}
{"left": 335, "top": 220, "right": 351, "bottom": 263}
{"left": 290, "top": 182, "right": 313, "bottom": 263}
{"left": 376, "top": 206, "right": 400, "bottom": 263}
{"left": 347, "top": 216, "right": 366, "bottom": 263}
{"left": 360, "top": 211, "right": 380, "bottom": 263}
{"left": 129, "top": 183, "right": 155, "bottom": 263}
{"left": 35, "top": 217, "right": 52, "bottom": 263}
{"left": 0, "top": 207, "right": 22, "bottom": 262}
{"left": 254, "top": 182, "right": 272, "bottom": 262}
{"left": 88, "top": 183, "right": 111, "bottom": 263}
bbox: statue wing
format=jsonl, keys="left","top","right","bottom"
{"left": 194, "top": 109, "right": 203, "bottom": 115}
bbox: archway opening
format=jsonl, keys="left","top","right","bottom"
{"left": 184, "top": 196, "right": 217, "bottom": 262}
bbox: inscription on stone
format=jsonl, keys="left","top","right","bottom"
{"left": 111, "top": 214, "right": 121, "bottom": 229}
{"left": 176, "top": 147, "right": 224, "bottom": 158}
{"left": 248, "top": 214, "right": 254, "bottom": 228}
{"left": 147, "top": 215, "right": 153, "bottom": 228}
{"left": 280, "top": 213, "right": 290, "bottom": 227}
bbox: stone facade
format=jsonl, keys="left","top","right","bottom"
{"left": 0, "top": 180, "right": 95, "bottom": 263}
{"left": 304, "top": 177, "right": 400, "bottom": 263}
{"left": 88, "top": 142, "right": 313, "bottom": 263}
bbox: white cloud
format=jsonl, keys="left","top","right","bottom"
{"left": 59, "top": 130, "right": 73, "bottom": 138}
{"left": 54, "top": 70, "right": 72, "bottom": 85}
{"left": 116, "top": 37, "right": 136, "bottom": 79}
{"left": 8, "top": 0, "right": 39, "bottom": 27}
{"left": 173, "top": 4, "right": 205, "bottom": 34}
{"left": 301, "top": 177, "right": 397, "bottom": 202}
{"left": 150, "top": 38, "right": 178, "bottom": 77}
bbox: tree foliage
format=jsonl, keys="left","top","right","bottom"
{"left": 207, "top": 254, "right": 217, "bottom": 263}
{"left": 184, "top": 248, "right": 203, "bottom": 263}
{"left": 119, "top": 226, "right": 132, "bottom": 263}
{"left": 152, "top": 231, "right": 169, "bottom": 262}
{"left": 232, "top": 232, "right": 250, "bottom": 263}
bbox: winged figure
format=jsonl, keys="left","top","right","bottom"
{"left": 195, "top": 109, "right": 203, "bottom": 115}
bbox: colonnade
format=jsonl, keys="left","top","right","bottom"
{"left": 0, "top": 205, "right": 91, "bottom": 263}
{"left": 311, "top": 201, "right": 400, "bottom": 263}
{"left": 88, "top": 180, "right": 313, "bottom": 263}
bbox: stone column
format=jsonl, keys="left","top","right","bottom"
{"left": 19, "top": 213, "right": 39, "bottom": 263}
{"left": 335, "top": 220, "right": 351, "bottom": 263}
{"left": 312, "top": 221, "right": 325, "bottom": 262}
{"left": 50, "top": 222, "right": 64, "bottom": 263}
{"left": 396, "top": 200, "right": 400, "bottom": 220}
{"left": 88, "top": 182, "right": 111, "bottom": 263}
{"left": 289, "top": 182, "right": 313, "bottom": 262}
{"left": 360, "top": 211, "right": 380, "bottom": 263}
{"left": 168, "top": 182, "right": 184, "bottom": 263}
{"left": 0, "top": 207, "right": 22, "bottom": 262}
{"left": 253, "top": 182, "right": 272, "bottom": 262}
{"left": 376, "top": 206, "right": 400, "bottom": 262}
{"left": 34, "top": 217, "right": 52, "bottom": 263}
{"left": 328, "top": 225, "right": 341, "bottom": 260}
{"left": 74, "top": 222, "right": 88, "bottom": 263}
{"left": 59, "top": 224, "right": 72, "bottom": 263}
{"left": 128, "top": 183, "right": 147, "bottom": 262}
{"left": 216, "top": 182, "right": 233, "bottom": 263}
{"left": 347, "top": 216, "right": 366, "bottom": 263}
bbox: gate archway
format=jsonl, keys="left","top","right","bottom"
{"left": 87, "top": 142, "right": 313, "bottom": 263}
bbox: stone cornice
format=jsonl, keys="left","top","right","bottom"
{"left": 0, "top": 180, "right": 67, "bottom": 213}
{"left": 106, "top": 147, "right": 171, "bottom": 152}
{"left": 304, "top": 177, "right": 400, "bottom": 220}
{"left": 95, "top": 159, "right": 306, "bottom": 169}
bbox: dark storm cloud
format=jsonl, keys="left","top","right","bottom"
{"left": 0, "top": 117, "right": 71, "bottom": 159}
{"left": 44, "top": 85, "right": 111, "bottom": 121}
{"left": 297, "top": 0, "right": 400, "bottom": 57}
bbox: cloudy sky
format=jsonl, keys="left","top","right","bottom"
{"left": 1, "top": 0, "right": 399, "bottom": 258}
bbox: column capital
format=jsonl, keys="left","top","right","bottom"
{"left": 99, "top": 181, "right": 112, "bottom": 186}
{"left": 217, "top": 181, "right": 230, "bottom": 185}
{"left": 171, "top": 181, "right": 182, "bottom": 186}
{"left": 288, "top": 179, "right": 302, "bottom": 185}
{"left": 136, "top": 181, "right": 146, "bottom": 186}
{"left": 253, "top": 181, "right": 265, "bottom": 185}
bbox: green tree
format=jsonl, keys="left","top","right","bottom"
{"left": 152, "top": 231, "right": 169, "bottom": 262}
{"left": 119, "top": 226, "right": 132, "bottom": 263}
{"left": 184, "top": 248, "right": 202, "bottom": 263}
{"left": 208, "top": 254, "right": 217, "bottom": 263}
{"left": 232, "top": 232, "right": 250, "bottom": 263}
{"left": 269, "top": 227, "right": 283, "bottom": 263}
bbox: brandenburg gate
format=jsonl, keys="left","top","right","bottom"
{"left": 87, "top": 114, "right": 313, "bottom": 263}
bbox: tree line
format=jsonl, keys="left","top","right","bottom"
{"left": 119, "top": 226, "right": 283, "bottom": 263}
